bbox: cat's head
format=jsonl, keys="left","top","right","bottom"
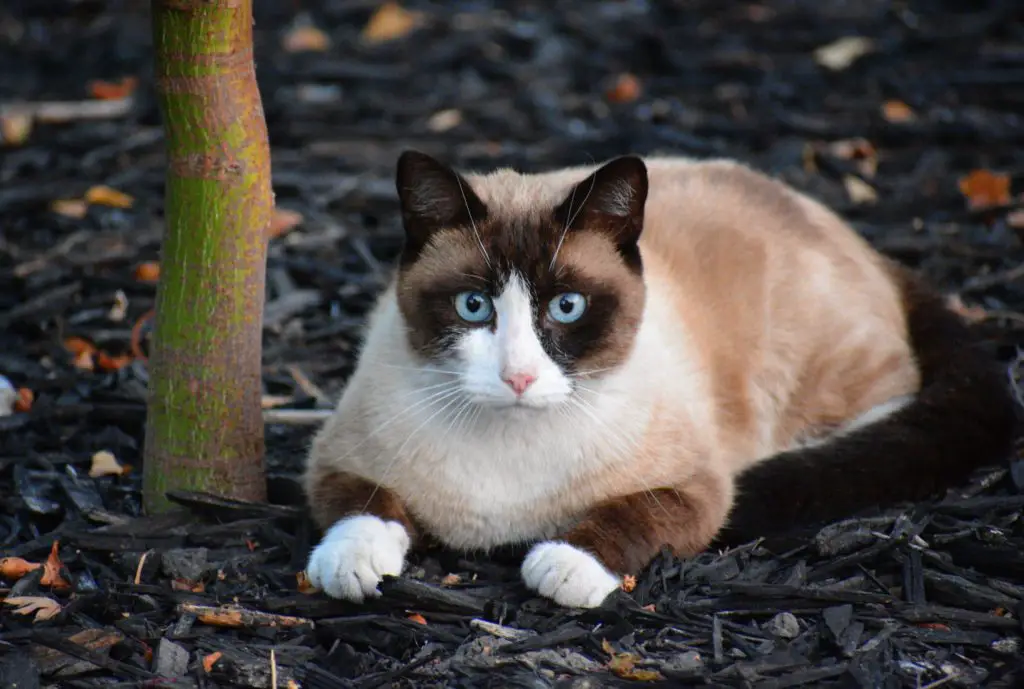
{"left": 392, "top": 150, "right": 648, "bottom": 410}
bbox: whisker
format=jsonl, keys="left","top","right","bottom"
{"left": 549, "top": 171, "right": 597, "bottom": 271}
{"left": 454, "top": 175, "right": 490, "bottom": 269}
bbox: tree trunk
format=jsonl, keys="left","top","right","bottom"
{"left": 143, "top": 0, "right": 271, "bottom": 512}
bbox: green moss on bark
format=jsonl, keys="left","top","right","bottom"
{"left": 143, "top": 0, "right": 271, "bottom": 512}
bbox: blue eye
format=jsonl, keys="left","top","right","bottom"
{"left": 548, "top": 292, "right": 587, "bottom": 324}
{"left": 454, "top": 291, "right": 494, "bottom": 323}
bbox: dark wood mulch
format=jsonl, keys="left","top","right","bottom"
{"left": 2, "top": 1, "right": 1024, "bottom": 687}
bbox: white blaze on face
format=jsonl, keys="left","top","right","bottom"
{"left": 458, "top": 272, "right": 572, "bottom": 408}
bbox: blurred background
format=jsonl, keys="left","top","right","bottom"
{"left": 0, "top": 0, "right": 1022, "bottom": 481}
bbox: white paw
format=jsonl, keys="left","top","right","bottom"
{"left": 306, "top": 515, "right": 410, "bottom": 603}
{"left": 521, "top": 541, "right": 620, "bottom": 608}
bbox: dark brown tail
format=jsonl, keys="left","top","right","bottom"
{"left": 714, "top": 265, "right": 1020, "bottom": 548}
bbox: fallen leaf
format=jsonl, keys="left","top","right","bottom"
{"left": 881, "top": 99, "right": 916, "bottom": 123}
{"left": 50, "top": 198, "right": 89, "bottom": 219}
{"left": 642, "top": 603, "right": 656, "bottom": 612}
{"left": 407, "top": 613, "right": 427, "bottom": 625}
{"left": 621, "top": 574, "right": 637, "bottom": 592}
{"left": 606, "top": 73, "right": 642, "bottom": 104}
{"left": 96, "top": 351, "right": 133, "bottom": 372}
{"left": 171, "top": 578, "right": 205, "bottom": 593}
{"left": 89, "top": 450, "right": 128, "bottom": 478}
{"left": 41, "top": 541, "right": 70, "bottom": 590}
{"left": 426, "top": 109, "right": 462, "bottom": 133}
{"left": 813, "top": 36, "right": 874, "bottom": 71}
{"left": 1007, "top": 209, "right": 1024, "bottom": 230}
{"left": 958, "top": 169, "right": 1012, "bottom": 210}
{"left": 603, "top": 641, "right": 663, "bottom": 681}
{"left": 282, "top": 20, "right": 331, "bottom": 53}
{"left": 296, "top": 570, "right": 316, "bottom": 594}
{"left": 85, "top": 184, "right": 134, "bottom": 209}
{"left": 0, "top": 557, "right": 41, "bottom": 581}
{"left": 269, "top": 208, "right": 303, "bottom": 239}
{"left": 108, "top": 289, "right": 129, "bottom": 322}
{"left": 64, "top": 336, "right": 96, "bottom": 357}
{"left": 134, "top": 261, "right": 160, "bottom": 282}
{"left": 0, "top": 111, "right": 32, "bottom": 146}
{"left": 440, "top": 573, "right": 461, "bottom": 586}
{"left": 14, "top": 388, "right": 33, "bottom": 413}
{"left": 916, "top": 622, "right": 951, "bottom": 631}
{"left": 362, "top": 2, "right": 420, "bottom": 44}
{"left": 2, "top": 596, "right": 62, "bottom": 621}
{"left": 946, "top": 294, "right": 988, "bottom": 324}
{"left": 202, "top": 651, "right": 223, "bottom": 673}
{"left": 89, "top": 76, "right": 138, "bottom": 100}
{"left": 843, "top": 174, "right": 878, "bottom": 205}
{"left": 73, "top": 349, "right": 94, "bottom": 371}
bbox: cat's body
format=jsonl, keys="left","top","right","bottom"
{"left": 303, "top": 153, "right": 1016, "bottom": 608}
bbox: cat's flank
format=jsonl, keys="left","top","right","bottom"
{"left": 302, "top": 151, "right": 1016, "bottom": 608}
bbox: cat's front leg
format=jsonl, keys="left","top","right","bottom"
{"left": 304, "top": 469, "right": 417, "bottom": 603}
{"left": 522, "top": 468, "right": 734, "bottom": 608}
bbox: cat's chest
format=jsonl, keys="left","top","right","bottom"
{"left": 377, "top": 420, "right": 613, "bottom": 548}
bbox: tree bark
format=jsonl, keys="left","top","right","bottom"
{"left": 143, "top": 0, "right": 271, "bottom": 512}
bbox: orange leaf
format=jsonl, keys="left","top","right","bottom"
{"left": 916, "top": 622, "right": 951, "bottom": 631}
{"left": 0, "top": 557, "right": 41, "bottom": 581}
{"left": 440, "top": 573, "right": 461, "bottom": 586}
{"left": 96, "top": 352, "right": 133, "bottom": 372}
{"left": 407, "top": 613, "right": 427, "bottom": 625}
{"left": 41, "top": 541, "right": 70, "bottom": 590}
{"left": 89, "top": 77, "right": 138, "bottom": 100}
{"left": 64, "top": 336, "right": 96, "bottom": 357}
{"left": 14, "top": 388, "right": 33, "bottom": 413}
{"left": 958, "top": 169, "right": 1011, "bottom": 210}
{"left": 73, "top": 350, "right": 95, "bottom": 371}
{"left": 202, "top": 651, "right": 223, "bottom": 673}
{"left": 2, "top": 596, "right": 62, "bottom": 621}
{"left": 362, "top": 2, "right": 420, "bottom": 44}
{"left": 85, "top": 185, "right": 134, "bottom": 209}
{"left": 269, "top": 208, "right": 303, "bottom": 239}
{"left": 134, "top": 261, "right": 160, "bottom": 282}
{"left": 606, "top": 73, "right": 642, "bottom": 104}
{"left": 296, "top": 570, "right": 316, "bottom": 594}
{"left": 621, "top": 574, "right": 637, "bottom": 592}
{"left": 881, "top": 100, "right": 916, "bottom": 123}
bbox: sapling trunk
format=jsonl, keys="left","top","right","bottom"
{"left": 143, "top": 0, "right": 271, "bottom": 512}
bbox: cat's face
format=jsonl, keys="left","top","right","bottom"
{"left": 392, "top": 151, "right": 648, "bottom": 410}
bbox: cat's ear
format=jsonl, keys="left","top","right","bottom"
{"left": 396, "top": 150, "right": 487, "bottom": 258}
{"left": 553, "top": 155, "right": 648, "bottom": 249}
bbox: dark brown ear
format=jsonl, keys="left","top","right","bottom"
{"left": 395, "top": 150, "right": 487, "bottom": 260}
{"left": 553, "top": 156, "right": 648, "bottom": 255}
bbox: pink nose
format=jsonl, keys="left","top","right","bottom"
{"left": 502, "top": 372, "right": 536, "bottom": 396}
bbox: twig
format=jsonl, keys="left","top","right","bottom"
{"left": 960, "top": 262, "right": 1024, "bottom": 293}
{"left": 0, "top": 97, "right": 135, "bottom": 124}
{"left": 263, "top": 408, "right": 333, "bottom": 425}
{"left": 177, "top": 602, "right": 313, "bottom": 630}
{"left": 286, "top": 364, "right": 331, "bottom": 406}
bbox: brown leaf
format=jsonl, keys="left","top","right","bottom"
{"left": 41, "top": 541, "right": 70, "bottom": 590}
{"left": 621, "top": 574, "right": 637, "bottom": 592}
{"left": 881, "top": 99, "right": 916, "bottom": 123}
{"left": 171, "top": 578, "right": 205, "bottom": 593}
{"left": 283, "top": 24, "right": 331, "bottom": 53}
{"left": 64, "top": 336, "right": 96, "bottom": 357}
{"left": 202, "top": 651, "right": 223, "bottom": 673}
{"left": 0, "top": 111, "right": 33, "bottom": 146}
{"left": 440, "top": 573, "right": 462, "bottom": 586}
{"left": 96, "top": 352, "right": 133, "bottom": 372}
{"left": 407, "top": 613, "right": 427, "bottom": 625}
{"left": 604, "top": 644, "right": 663, "bottom": 681}
{"left": 916, "top": 622, "right": 951, "bottom": 631}
{"left": 89, "top": 76, "right": 138, "bottom": 101}
{"left": 958, "top": 169, "right": 1012, "bottom": 210}
{"left": 51, "top": 198, "right": 88, "bottom": 219}
{"left": 362, "top": 2, "right": 420, "bottom": 44}
{"left": 14, "top": 388, "right": 33, "bottom": 413}
{"left": 296, "top": 570, "right": 316, "bottom": 594}
{"left": 269, "top": 208, "right": 304, "bottom": 239}
{"left": 606, "top": 73, "right": 642, "bottom": 104}
{"left": 843, "top": 174, "right": 878, "bottom": 205}
{"left": 73, "top": 350, "right": 94, "bottom": 371}
{"left": 1007, "top": 209, "right": 1024, "bottom": 230}
{"left": 89, "top": 450, "right": 128, "bottom": 478}
{"left": 84, "top": 184, "right": 134, "bottom": 209}
{"left": 0, "top": 557, "right": 41, "bottom": 581}
{"left": 134, "top": 261, "right": 160, "bottom": 282}
{"left": 2, "top": 596, "right": 62, "bottom": 621}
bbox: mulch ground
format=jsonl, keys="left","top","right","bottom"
{"left": 2, "top": 1, "right": 1024, "bottom": 687}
